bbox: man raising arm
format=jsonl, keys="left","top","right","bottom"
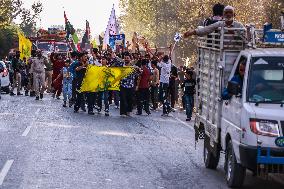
{"left": 183, "top": 6, "right": 245, "bottom": 38}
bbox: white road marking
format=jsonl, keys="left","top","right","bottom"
{"left": 0, "top": 113, "right": 25, "bottom": 117}
{"left": 27, "top": 104, "right": 46, "bottom": 108}
{"left": 21, "top": 126, "right": 32, "bottom": 137}
{"left": 35, "top": 108, "right": 41, "bottom": 115}
{"left": 97, "top": 131, "right": 131, "bottom": 137}
{"left": 35, "top": 122, "right": 79, "bottom": 129}
{"left": 0, "top": 160, "right": 14, "bottom": 185}
{"left": 174, "top": 117, "right": 194, "bottom": 131}
{"left": 20, "top": 108, "right": 40, "bottom": 137}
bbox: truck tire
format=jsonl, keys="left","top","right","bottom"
{"left": 225, "top": 140, "right": 246, "bottom": 188}
{"left": 203, "top": 141, "right": 220, "bottom": 169}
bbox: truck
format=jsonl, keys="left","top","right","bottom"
{"left": 30, "top": 28, "right": 70, "bottom": 56}
{"left": 194, "top": 19, "right": 284, "bottom": 187}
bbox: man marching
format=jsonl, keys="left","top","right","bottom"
{"left": 31, "top": 50, "right": 47, "bottom": 100}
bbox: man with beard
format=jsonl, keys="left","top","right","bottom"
{"left": 27, "top": 50, "right": 37, "bottom": 97}
{"left": 74, "top": 52, "right": 90, "bottom": 113}
{"left": 10, "top": 51, "right": 23, "bottom": 96}
{"left": 51, "top": 52, "right": 65, "bottom": 99}
{"left": 150, "top": 60, "right": 159, "bottom": 111}
{"left": 69, "top": 51, "right": 79, "bottom": 106}
{"left": 158, "top": 55, "right": 172, "bottom": 116}
{"left": 31, "top": 50, "right": 47, "bottom": 100}
{"left": 108, "top": 52, "right": 124, "bottom": 109}
{"left": 183, "top": 6, "right": 244, "bottom": 38}
{"left": 136, "top": 59, "right": 151, "bottom": 115}
{"left": 96, "top": 56, "right": 110, "bottom": 116}
{"left": 45, "top": 53, "right": 53, "bottom": 93}
{"left": 120, "top": 52, "right": 136, "bottom": 117}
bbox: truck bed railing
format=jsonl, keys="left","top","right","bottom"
{"left": 198, "top": 27, "right": 284, "bottom": 51}
{"left": 197, "top": 27, "right": 246, "bottom": 51}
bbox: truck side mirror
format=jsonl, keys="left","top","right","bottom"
{"left": 227, "top": 81, "right": 239, "bottom": 96}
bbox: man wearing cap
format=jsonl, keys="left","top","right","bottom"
{"left": 31, "top": 50, "right": 48, "bottom": 100}
{"left": 184, "top": 5, "right": 245, "bottom": 38}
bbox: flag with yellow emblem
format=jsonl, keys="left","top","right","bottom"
{"left": 18, "top": 32, "right": 32, "bottom": 60}
{"left": 80, "top": 65, "right": 135, "bottom": 92}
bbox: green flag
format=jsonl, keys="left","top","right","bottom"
{"left": 64, "top": 11, "right": 79, "bottom": 44}
{"left": 72, "top": 33, "right": 79, "bottom": 44}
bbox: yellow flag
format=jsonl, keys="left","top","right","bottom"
{"left": 92, "top": 39, "right": 98, "bottom": 48}
{"left": 80, "top": 65, "right": 135, "bottom": 92}
{"left": 18, "top": 32, "right": 32, "bottom": 60}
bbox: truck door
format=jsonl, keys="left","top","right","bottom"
{"left": 222, "top": 56, "right": 248, "bottom": 154}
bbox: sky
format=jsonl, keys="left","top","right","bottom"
{"left": 22, "top": 0, "right": 120, "bottom": 36}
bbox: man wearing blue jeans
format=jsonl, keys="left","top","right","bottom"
{"left": 182, "top": 69, "right": 196, "bottom": 121}
{"left": 158, "top": 55, "right": 172, "bottom": 116}
{"left": 96, "top": 56, "right": 111, "bottom": 116}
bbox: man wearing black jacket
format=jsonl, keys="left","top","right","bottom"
{"left": 183, "top": 69, "right": 196, "bottom": 121}
{"left": 74, "top": 52, "right": 92, "bottom": 114}
{"left": 169, "top": 65, "right": 178, "bottom": 110}
{"left": 10, "top": 51, "right": 23, "bottom": 96}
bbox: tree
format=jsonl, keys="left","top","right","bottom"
{"left": 0, "top": 0, "right": 43, "bottom": 36}
{"left": 0, "top": 0, "right": 23, "bottom": 27}
{"left": 0, "top": 0, "right": 43, "bottom": 58}
{"left": 119, "top": 0, "right": 284, "bottom": 66}
{"left": 0, "top": 24, "right": 19, "bottom": 58}
{"left": 19, "top": 1, "right": 43, "bottom": 36}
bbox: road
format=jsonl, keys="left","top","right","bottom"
{"left": 0, "top": 94, "right": 283, "bottom": 189}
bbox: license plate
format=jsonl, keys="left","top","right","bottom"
{"left": 275, "top": 137, "right": 284, "bottom": 147}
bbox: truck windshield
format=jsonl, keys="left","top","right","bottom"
{"left": 38, "top": 42, "right": 53, "bottom": 51}
{"left": 55, "top": 43, "right": 68, "bottom": 51}
{"left": 247, "top": 56, "right": 284, "bottom": 103}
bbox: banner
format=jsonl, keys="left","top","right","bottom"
{"left": 103, "top": 5, "right": 119, "bottom": 49}
{"left": 109, "top": 34, "right": 125, "bottom": 50}
{"left": 80, "top": 65, "right": 134, "bottom": 92}
{"left": 18, "top": 32, "right": 32, "bottom": 60}
{"left": 264, "top": 31, "right": 284, "bottom": 43}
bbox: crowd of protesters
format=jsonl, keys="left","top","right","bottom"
{"left": 0, "top": 3, "right": 241, "bottom": 123}
{"left": 1, "top": 47, "right": 196, "bottom": 121}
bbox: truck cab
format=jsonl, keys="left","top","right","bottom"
{"left": 222, "top": 48, "right": 284, "bottom": 184}
{"left": 195, "top": 24, "right": 284, "bottom": 187}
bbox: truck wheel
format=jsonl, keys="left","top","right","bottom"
{"left": 203, "top": 141, "right": 220, "bottom": 169}
{"left": 225, "top": 140, "right": 246, "bottom": 188}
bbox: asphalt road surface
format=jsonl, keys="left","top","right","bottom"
{"left": 0, "top": 94, "right": 283, "bottom": 189}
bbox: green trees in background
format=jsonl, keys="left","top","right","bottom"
{"left": 0, "top": 0, "right": 42, "bottom": 58}
{"left": 0, "top": 24, "right": 18, "bottom": 58}
{"left": 119, "top": 0, "right": 283, "bottom": 66}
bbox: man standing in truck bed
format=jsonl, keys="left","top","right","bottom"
{"left": 183, "top": 6, "right": 245, "bottom": 38}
